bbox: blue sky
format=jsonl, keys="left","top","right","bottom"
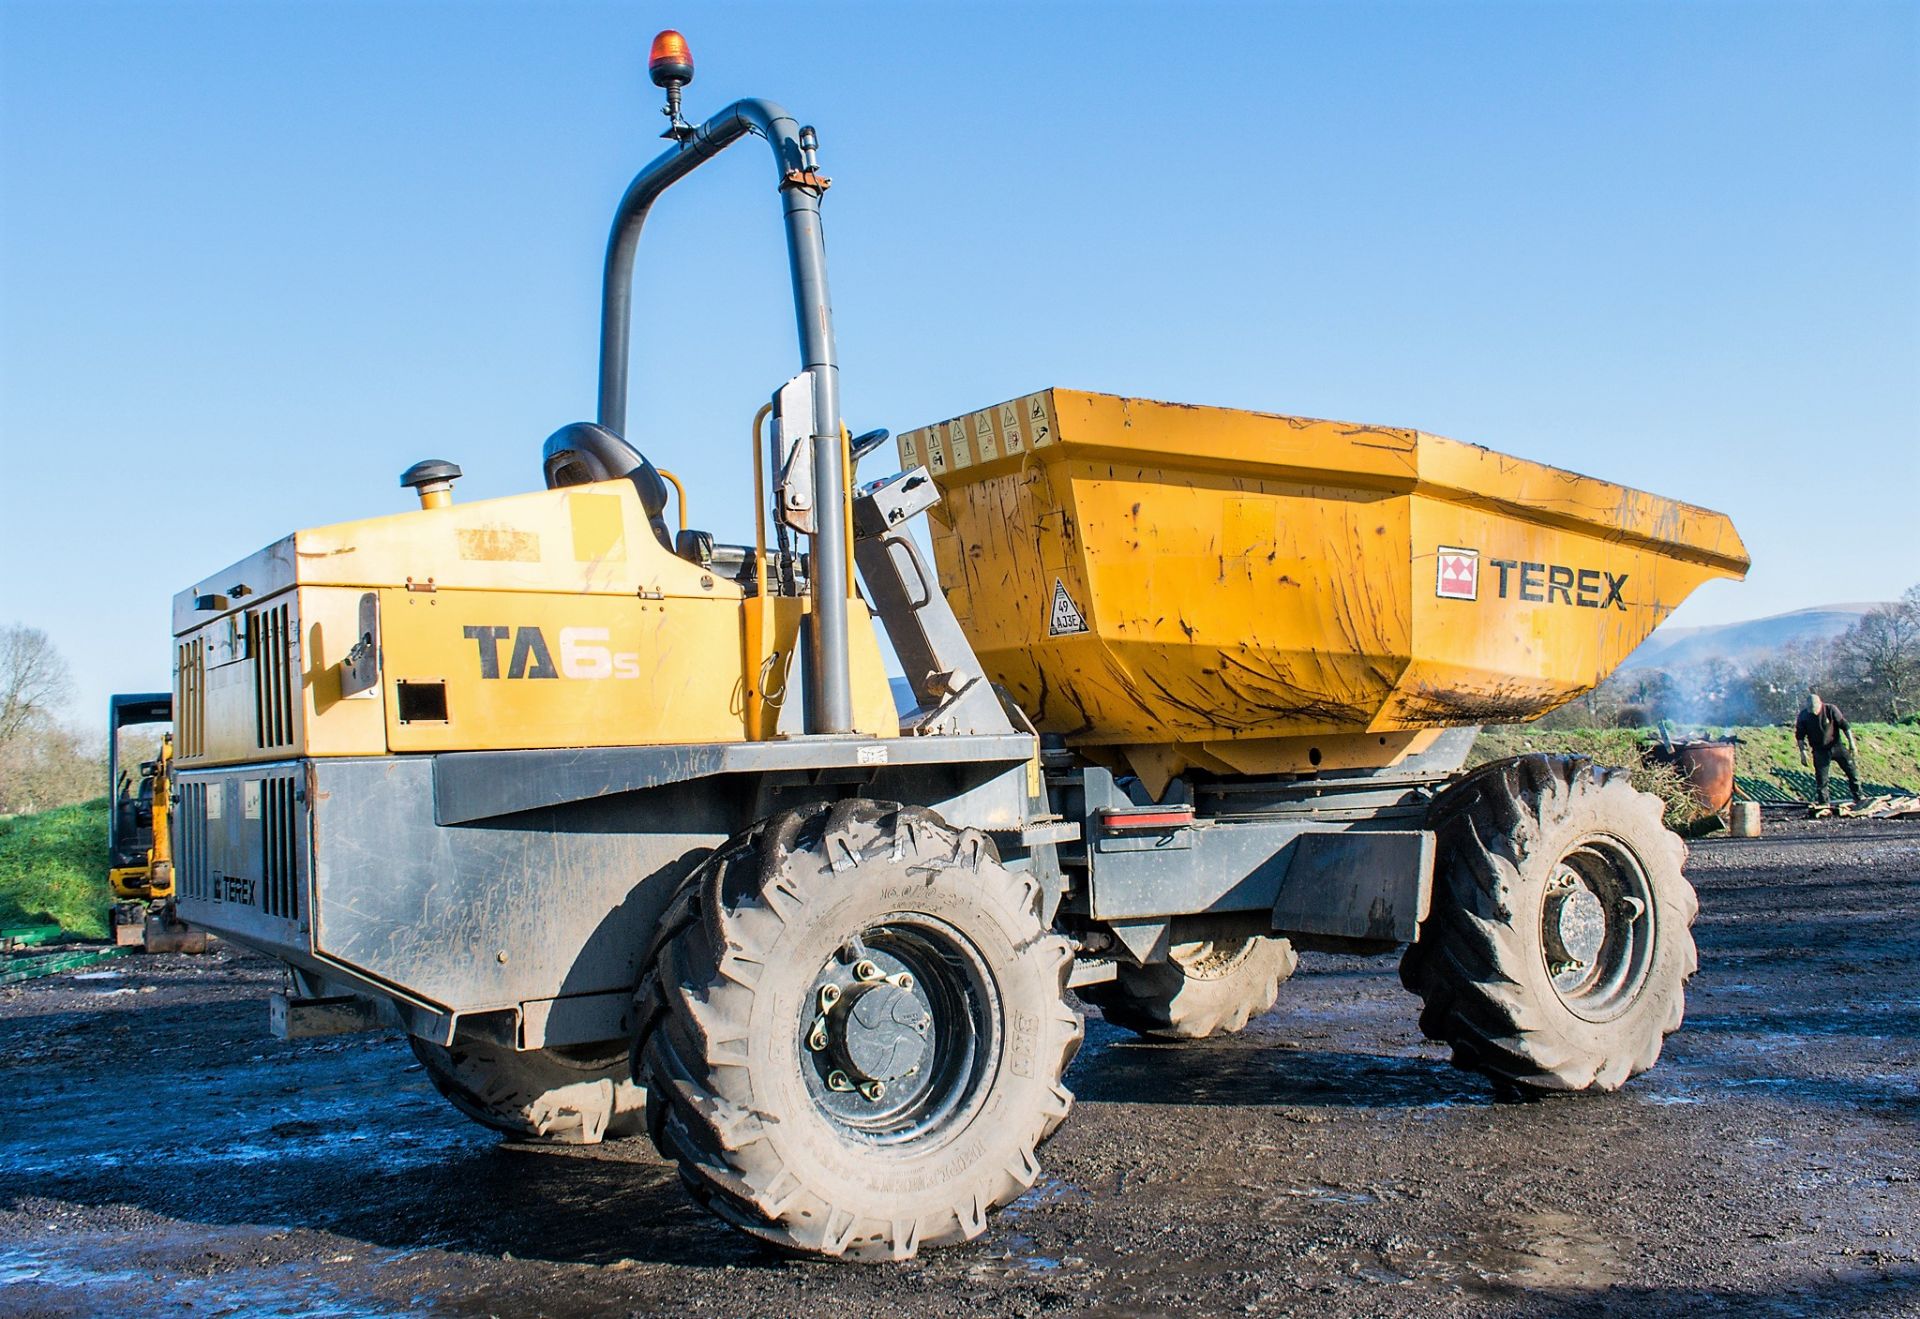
{"left": 2, "top": 1, "right": 1916, "bottom": 727}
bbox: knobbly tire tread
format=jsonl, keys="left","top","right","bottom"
{"left": 630, "top": 799, "right": 1083, "bottom": 1261}
{"left": 409, "top": 1036, "right": 646, "bottom": 1145}
{"left": 1080, "top": 936, "right": 1298, "bottom": 1040}
{"left": 1400, "top": 753, "right": 1696, "bottom": 1095}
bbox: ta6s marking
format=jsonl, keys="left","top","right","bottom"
{"left": 463, "top": 625, "right": 642, "bottom": 679}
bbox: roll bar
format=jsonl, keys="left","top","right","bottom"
{"left": 596, "top": 99, "right": 853, "bottom": 735}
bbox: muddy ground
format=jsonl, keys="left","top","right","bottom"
{"left": 2, "top": 814, "right": 1916, "bottom": 1317}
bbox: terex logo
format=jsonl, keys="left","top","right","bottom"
{"left": 1487, "top": 560, "right": 1628, "bottom": 610}
{"left": 463, "top": 625, "right": 643, "bottom": 680}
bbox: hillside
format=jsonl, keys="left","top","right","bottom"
{"left": 1620, "top": 603, "right": 1882, "bottom": 671}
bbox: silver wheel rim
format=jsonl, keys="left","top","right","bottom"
{"left": 1540, "top": 835, "right": 1657, "bottom": 1022}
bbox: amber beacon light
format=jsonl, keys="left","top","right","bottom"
{"left": 648, "top": 30, "right": 694, "bottom": 87}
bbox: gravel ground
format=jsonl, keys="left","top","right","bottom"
{"left": 2, "top": 814, "right": 1916, "bottom": 1317}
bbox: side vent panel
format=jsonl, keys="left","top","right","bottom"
{"left": 175, "top": 638, "right": 205, "bottom": 759}
{"left": 262, "top": 776, "right": 298, "bottom": 919}
{"left": 172, "top": 768, "right": 305, "bottom": 936}
{"left": 176, "top": 779, "right": 210, "bottom": 901}
{"left": 251, "top": 603, "right": 296, "bottom": 751}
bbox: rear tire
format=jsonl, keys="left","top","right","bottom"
{"left": 410, "top": 1036, "right": 645, "bottom": 1145}
{"left": 1400, "top": 754, "right": 1696, "bottom": 1095}
{"left": 632, "top": 800, "right": 1082, "bottom": 1261}
{"left": 1080, "top": 936, "right": 1297, "bottom": 1040}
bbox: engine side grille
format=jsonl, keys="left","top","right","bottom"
{"left": 261, "top": 776, "right": 298, "bottom": 919}
{"left": 173, "top": 767, "right": 304, "bottom": 934}
{"left": 176, "top": 779, "right": 210, "bottom": 901}
{"left": 175, "top": 638, "right": 205, "bottom": 758}
{"left": 251, "top": 603, "right": 295, "bottom": 751}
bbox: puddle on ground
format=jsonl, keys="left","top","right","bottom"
{"left": 1002, "top": 1176, "right": 1092, "bottom": 1217}
{"left": 0, "top": 1240, "right": 416, "bottom": 1318}
{"left": 0, "top": 1090, "right": 474, "bottom": 1180}
{"left": 1359, "top": 1209, "right": 1628, "bottom": 1295}
{"left": 1274, "top": 1184, "right": 1380, "bottom": 1206}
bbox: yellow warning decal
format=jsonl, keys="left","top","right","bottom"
{"left": 1024, "top": 393, "right": 1055, "bottom": 447}
{"left": 947, "top": 419, "right": 974, "bottom": 469}
{"left": 999, "top": 402, "right": 1025, "bottom": 454}
{"left": 972, "top": 411, "right": 998, "bottom": 462}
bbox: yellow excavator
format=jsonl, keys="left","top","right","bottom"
{"left": 107, "top": 694, "right": 207, "bottom": 953}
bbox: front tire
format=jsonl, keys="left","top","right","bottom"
{"left": 1080, "top": 936, "right": 1297, "bottom": 1040}
{"left": 1400, "top": 754, "right": 1696, "bottom": 1095}
{"left": 632, "top": 800, "right": 1082, "bottom": 1261}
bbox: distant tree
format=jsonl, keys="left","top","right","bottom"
{"left": 4, "top": 724, "right": 105, "bottom": 815}
{"left": 0, "top": 624, "right": 71, "bottom": 745}
{"left": 1741, "top": 640, "right": 1833, "bottom": 725}
{"left": 1830, "top": 585, "right": 1920, "bottom": 721}
{"left": 1607, "top": 668, "right": 1675, "bottom": 728}
{"left": 0, "top": 625, "right": 102, "bottom": 815}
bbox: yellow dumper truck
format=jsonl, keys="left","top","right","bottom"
{"left": 167, "top": 33, "right": 1747, "bottom": 1261}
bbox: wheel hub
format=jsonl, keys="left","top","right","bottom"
{"left": 806, "top": 952, "right": 944, "bottom": 1109}
{"left": 1539, "top": 846, "right": 1656, "bottom": 1019}
{"left": 832, "top": 982, "right": 930, "bottom": 1083}
{"left": 799, "top": 922, "right": 997, "bottom": 1139}
{"left": 1547, "top": 874, "right": 1607, "bottom": 967}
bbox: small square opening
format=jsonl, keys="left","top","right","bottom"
{"left": 396, "top": 680, "right": 448, "bottom": 724}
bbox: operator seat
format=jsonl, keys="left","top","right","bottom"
{"left": 541, "top": 422, "right": 675, "bottom": 551}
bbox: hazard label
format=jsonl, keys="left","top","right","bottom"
{"left": 999, "top": 402, "right": 1025, "bottom": 453}
{"left": 1025, "top": 393, "right": 1055, "bottom": 447}
{"left": 973, "top": 412, "right": 998, "bottom": 462}
{"left": 1436, "top": 546, "right": 1479, "bottom": 601}
{"left": 1048, "top": 578, "right": 1089, "bottom": 635}
{"left": 947, "top": 419, "right": 973, "bottom": 468}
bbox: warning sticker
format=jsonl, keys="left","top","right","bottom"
{"left": 898, "top": 429, "right": 920, "bottom": 468}
{"left": 1436, "top": 546, "right": 1479, "bottom": 601}
{"left": 1024, "top": 393, "right": 1055, "bottom": 447}
{"left": 972, "top": 412, "right": 998, "bottom": 462}
{"left": 924, "top": 428, "right": 948, "bottom": 473}
{"left": 1048, "top": 578, "right": 1089, "bottom": 635}
{"left": 947, "top": 419, "right": 974, "bottom": 469}
{"left": 999, "top": 402, "right": 1025, "bottom": 454}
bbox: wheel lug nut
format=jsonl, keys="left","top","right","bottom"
{"left": 826, "top": 1070, "right": 854, "bottom": 1092}
{"left": 806, "top": 1017, "right": 829, "bottom": 1052}
{"left": 891, "top": 971, "right": 914, "bottom": 992}
{"left": 818, "top": 984, "right": 841, "bottom": 1010}
{"left": 858, "top": 1080, "right": 885, "bottom": 1102}
{"left": 853, "top": 960, "right": 881, "bottom": 982}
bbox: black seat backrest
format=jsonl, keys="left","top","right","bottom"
{"left": 540, "top": 422, "right": 675, "bottom": 551}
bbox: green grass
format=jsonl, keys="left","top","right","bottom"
{"left": 1720, "top": 723, "right": 1920, "bottom": 795}
{"left": 1468, "top": 723, "right": 1920, "bottom": 823}
{"left": 0, "top": 797, "right": 111, "bottom": 939}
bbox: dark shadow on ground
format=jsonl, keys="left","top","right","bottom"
{"left": 1512, "top": 1266, "right": 1920, "bottom": 1318}
{"left": 1066, "top": 1017, "right": 1489, "bottom": 1109}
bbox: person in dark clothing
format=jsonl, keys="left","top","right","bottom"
{"left": 1795, "top": 691, "right": 1864, "bottom": 806}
